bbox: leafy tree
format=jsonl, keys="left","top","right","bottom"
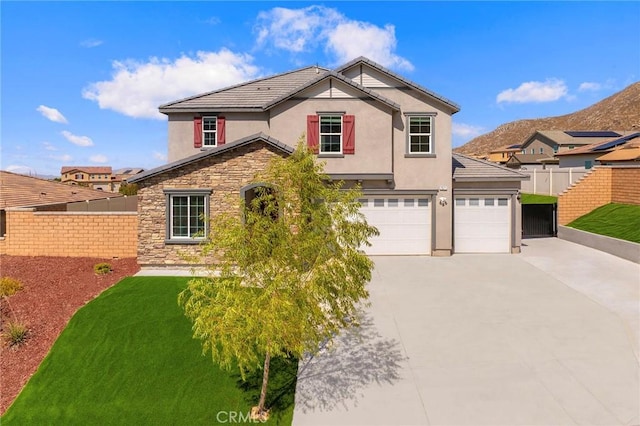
{"left": 178, "top": 140, "right": 378, "bottom": 419}
{"left": 119, "top": 182, "right": 138, "bottom": 195}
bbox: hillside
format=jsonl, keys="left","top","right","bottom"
{"left": 455, "top": 82, "right": 640, "bottom": 156}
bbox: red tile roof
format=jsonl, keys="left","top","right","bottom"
{"left": 60, "top": 166, "right": 113, "bottom": 174}
{"left": 0, "top": 171, "right": 118, "bottom": 209}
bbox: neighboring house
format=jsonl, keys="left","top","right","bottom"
{"left": 555, "top": 132, "right": 640, "bottom": 168}
{"left": 0, "top": 170, "right": 116, "bottom": 237}
{"left": 487, "top": 144, "right": 522, "bottom": 164}
{"left": 61, "top": 166, "right": 144, "bottom": 192}
{"left": 505, "top": 153, "right": 559, "bottom": 170}
{"left": 61, "top": 166, "right": 114, "bottom": 191}
{"left": 129, "top": 57, "right": 528, "bottom": 266}
{"left": 519, "top": 130, "right": 630, "bottom": 157}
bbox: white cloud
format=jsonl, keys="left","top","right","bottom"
{"left": 61, "top": 130, "right": 94, "bottom": 147}
{"left": 37, "top": 105, "right": 68, "bottom": 124}
{"left": 452, "top": 122, "right": 484, "bottom": 139}
{"left": 82, "top": 48, "right": 260, "bottom": 119}
{"left": 255, "top": 6, "right": 413, "bottom": 71}
{"left": 42, "top": 141, "right": 58, "bottom": 151}
{"left": 81, "top": 38, "right": 103, "bottom": 48}
{"left": 90, "top": 154, "right": 108, "bottom": 163}
{"left": 50, "top": 154, "right": 73, "bottom": 162}
{"left": 202, "top": 16, "right": 220, "bottom": 25}
{"left": 153, "top": 151, "right": 167, "bottom": 162}
{"left": 578, "top": 82, "right": 601, "bottom": 92}
{"left": 496, "top": 79, "right": 568, "bottom": 104}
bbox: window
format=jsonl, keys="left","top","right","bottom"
{"left": 408, "top": 116, "right": 432, "bottom": 154}
{"left": 585, "top": 160, "right": 593, "bottom": 169}
{"left": 388, "top": 199, "right": 398, "bottom": 207}
{"left": 319, "top": 115, "right": 342, "bottom": 153}
{"left": 164, "top": 189, "right": 210, "bottom": 242}
{"left": 202, "top": 117, "right": 217, "bottom": 147}
{"left": 404, "top": 199, "right": 414, "bottom": 207}
{"left": 418, "top": 199, "right": 429, "bottom": 207}
{"left": 194, "top": 116, "right": 225, "bottom": 148}
{"left": 469, "top": 198, "right": 480, "bottom": 206}
{"left": 75, "top": 174, "right": 82, "bottom": 180}
{"left": 553, "top": 145, "right": 559, "bottom": 153}
{"left": 455, "top": 198, "right": 465, "bottom": 206}
{"left": 374, "top": 199, "right": 384, "bottom": 207}
{"left": 539, "top": 147, "right": 544, "bottom": 154}
{"left": 484, "top": 198, "right": 495, "bottom": 206}
{"left": 307, "top": 114, "right": 354, "bottom": 155}
{"left": 498, "top": 198, "right": 508, "bottom": 206}
{"left": 530, "top": 148, "right": 535, "bottom": 154}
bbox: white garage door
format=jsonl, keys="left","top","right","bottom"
{"left": 359, "top": 197, "right": 431, "bottom": 255}
{"left": 455, "top": 196, "right": 510, "bottom": 253}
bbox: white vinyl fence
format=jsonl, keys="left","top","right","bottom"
{"left": 520, "top": 168, "right": 588, "bottom": 196}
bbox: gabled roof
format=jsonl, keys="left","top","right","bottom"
{"left": 555, "top": 132, "right": 640, "bottom": 156}
{"left": 61, "top": 166, "right": 113, "bottom": 174}
{"left": 597, "top": 146, "right": 640, "bottom": 162}
{"left": 262, "top": 70, "right": 400, "bottom": 111}
{"left": 159, "top": 56, "right": 458, "bottom": 114}
{"left": 128, "top": 133, "right": 294, "bottom": 184}
{"left": 160, "top": 66, "right": 329, "bottom": 113}
{"left": 159, "top": 65, "right": 401, "bottom": 113}
{"left": 0, "top": 171, "right": 116, "bottom": 209}
{"left": 452, "top": 154, "right": 529, "bottom": 181}
{"left": 505, "top": 154, "right": 556, "bottom": 166}
{"left": 490, "top": 144, "right": 522, "bottom": 154}
{"left": 521, "top": 130, "right": 636, "bottom": 149}
{"left": 335, "top": 56, "right": 461, "bottom": 113}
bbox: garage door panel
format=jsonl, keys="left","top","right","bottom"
{"left": 455, "top": 197, "right": 510, "bottom": 253}
{"left": 360, "top": 197, "right": 431, "bottom": 255}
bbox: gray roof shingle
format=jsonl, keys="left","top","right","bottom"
{"left": 128, "top": 133, "right": 294, "bottom": 184}
{"left": 452, "top": 153, "right": 529, "bottom": 181}
{"left": 159, "top": 66, "right": 330, "bottom": 112}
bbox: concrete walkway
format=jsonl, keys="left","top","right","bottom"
{"left": 293, "top": 239, "right": 640, "bottom": 425}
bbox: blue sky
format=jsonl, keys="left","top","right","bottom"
{"left": 2, "top": 1, "right": 639, "bottom": 177}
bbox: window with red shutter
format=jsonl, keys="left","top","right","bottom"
{"left": 307, "top": 115, "right": 319, "bottom": 154}
{"left": 193, "top": 117, "right": 203, "bottom": 148}
{"left": 343, "top": 115, "right": 355, "bottom": 154}
{"left": 217, "top": 117, "right": 226, "bottom": 145}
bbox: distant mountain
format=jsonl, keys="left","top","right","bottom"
{"left": 455, "top": 82, "right": 640, "bottom": 156}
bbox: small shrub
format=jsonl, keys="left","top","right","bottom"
{"left": 0, "top": 277, "right": 23, "bottom": 298}
{"left": 4, "top": 322, "right": 28, "bottom": 347}
{"left": 94, "top": 263, "right": 112, "bottom": 275}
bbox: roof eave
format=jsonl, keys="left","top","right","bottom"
{"left": 159, "top": 107, "right": 265, "bottom": 114}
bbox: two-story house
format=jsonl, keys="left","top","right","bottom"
{"left": 129, "top": 57, "right": 527, "bottom": 266}
{"left": 61, "top": 166, "right": 114, "bottom": 190}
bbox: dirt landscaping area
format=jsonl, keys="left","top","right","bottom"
{"left": 0, "top": 255, "right": 139, "bottom": 414}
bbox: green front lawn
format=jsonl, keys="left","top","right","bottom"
{"left": 568, "top": 203, "right": 640, "bottom": 243}
{"left": 520, "top": 193, "right": 558, "bottom": 204}
{"left": 2, "top": 276, "right": 297, "bottom": 425}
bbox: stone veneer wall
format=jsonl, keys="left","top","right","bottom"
{"left": 558, "top": 166, "right": 640, "bottom": 225}
{"left": 136, "top": 142, "right": 288, "bottom": 266}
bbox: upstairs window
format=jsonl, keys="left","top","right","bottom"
{"left": 307, "top": 114, "right": 355, "bottom": 155}
{"left": 194, "top": 116, "right": 226, "bottom": 148}
{"left": 407, "top": 116, "right": 433, "bottom": 154}
{"left": 320, "top": 115, "right": 342, "bottom": 154}
{"left": 203, "top": 117, "right": 217, "bottom": 146}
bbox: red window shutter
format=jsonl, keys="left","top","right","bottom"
{"left": 194, "top": 117, "right": 203, "bottom": 148}
{"left": 343, "top": 115, "right": 355, "bottom": 154}
{"left": 307, "top": 115, "right": 319, "bottom": 154}
{"left": 217, "top": 116, "right": 226, "bottom": 145}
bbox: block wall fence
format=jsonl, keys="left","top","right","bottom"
{"left": 558, "top": 166, "right": 640, "bottom": 225}
{"left": 0, "top": 209, "right": 137, "bottom": 258}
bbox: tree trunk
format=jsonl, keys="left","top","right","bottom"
{"left": 257, "top": 350, "right": 271, "bottom": 415}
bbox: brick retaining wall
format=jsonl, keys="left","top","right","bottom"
{"left": 558, "top": 166, "right": 640, "bottom": 225}
{"left": 0, "top": 208, "right": 137, "bottom": 257}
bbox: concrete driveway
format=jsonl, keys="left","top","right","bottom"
{"left": 293, "top": 238, "right": 640, "bottom": 425}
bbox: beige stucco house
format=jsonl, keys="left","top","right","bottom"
{"left": 129, "top": 57, "right": 527, "bottom": 266}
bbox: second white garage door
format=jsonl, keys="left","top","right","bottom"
{"left": 454, "top": 196, "right": 510, "bottom": 253}
{"left": 359, "top": 197, "right": 431, "bottom": 255}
